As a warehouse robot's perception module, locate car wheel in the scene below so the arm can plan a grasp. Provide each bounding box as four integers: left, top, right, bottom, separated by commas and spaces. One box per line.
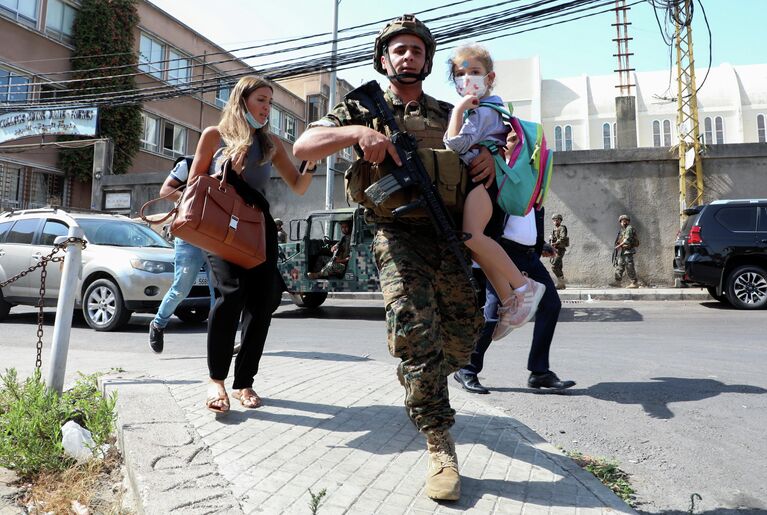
82, 278, 132, 331
0, 289, 11, 321
726, 265, 767, 310
706, 286, 729, 304
290, 292, 328, 309
174, 306, 209, 324
271, 273, 285, 313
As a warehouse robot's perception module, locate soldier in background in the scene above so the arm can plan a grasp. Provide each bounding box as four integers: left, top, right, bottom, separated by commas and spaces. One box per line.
275, 218, 287, 244
307, 220, 352, 279
612, 214, 639, 288
549, 213, 568, 290
294, 14, 494, 501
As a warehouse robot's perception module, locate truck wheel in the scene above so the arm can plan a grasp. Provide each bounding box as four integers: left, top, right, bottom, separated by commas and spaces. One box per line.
174, 306, 209, 324
0, 289, 11, 321
726, 265, 767, 310
290, 292, 328, 309
82, 278, 132, 331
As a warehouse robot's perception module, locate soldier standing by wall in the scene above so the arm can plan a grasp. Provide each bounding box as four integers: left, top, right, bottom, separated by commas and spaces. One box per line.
549, 213, 568, 290
275, 218, 287, 244
294, 14, 494, 502
612, 214, 639, 288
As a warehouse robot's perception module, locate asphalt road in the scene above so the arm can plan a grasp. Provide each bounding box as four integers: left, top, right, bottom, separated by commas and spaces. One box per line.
1, 298, 765, 514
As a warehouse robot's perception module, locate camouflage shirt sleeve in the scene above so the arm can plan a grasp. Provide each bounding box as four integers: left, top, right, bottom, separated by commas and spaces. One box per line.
307, 100, 367, 130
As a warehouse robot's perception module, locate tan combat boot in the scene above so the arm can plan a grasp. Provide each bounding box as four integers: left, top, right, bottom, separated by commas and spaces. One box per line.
626, 280, 639, 289
556, 277, 566, 290
424, 430, 460, 501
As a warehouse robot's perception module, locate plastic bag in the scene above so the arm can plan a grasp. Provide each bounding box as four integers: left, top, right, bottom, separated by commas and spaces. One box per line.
61, 420, 96, 462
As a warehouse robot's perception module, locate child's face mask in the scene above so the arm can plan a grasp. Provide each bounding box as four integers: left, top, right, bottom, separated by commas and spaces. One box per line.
455, 74, 488, 97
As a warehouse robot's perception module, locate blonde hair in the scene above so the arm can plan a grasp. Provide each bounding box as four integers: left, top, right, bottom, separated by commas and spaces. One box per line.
447, 43, 495, 92
218, 75, 275, 164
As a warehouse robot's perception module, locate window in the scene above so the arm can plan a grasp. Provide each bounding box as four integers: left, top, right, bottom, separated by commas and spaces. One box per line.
0, 221, 14, 243
758, 207, 767, 233
307, 94, 325, 123
0, 0, 38, 25
40, 219, 68, 246
704, 117, 713, 145
564, 125, 573, 151
284, 113, 296, 142
140, 112, 159, 152
139, 33, 164, 80
715, 207, 756, 232
270, 107, 282, 137
0, 68, 30, 103
758, 114, 766, 144
162, 121, 186, 157
715, 116, 725, 144
6, 218, 39, 244
45, 0, 76, 43
39, 83, 63, 102
554, 126, 563, 152
167, 49, 190, 86
602, 122, 612, 149
216, 82, 231, 109
652, 120, 661, 147
663, 119, 672, 146
0, 163, 21, 211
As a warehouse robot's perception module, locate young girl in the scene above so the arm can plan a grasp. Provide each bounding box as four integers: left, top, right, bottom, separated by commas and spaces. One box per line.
444, 43, 544, 340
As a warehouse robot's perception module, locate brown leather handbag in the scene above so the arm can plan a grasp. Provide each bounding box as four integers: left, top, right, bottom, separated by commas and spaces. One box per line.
141, 158, 266, 269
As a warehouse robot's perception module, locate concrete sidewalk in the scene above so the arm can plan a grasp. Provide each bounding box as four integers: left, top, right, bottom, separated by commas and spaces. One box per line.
106, 352, 636, 514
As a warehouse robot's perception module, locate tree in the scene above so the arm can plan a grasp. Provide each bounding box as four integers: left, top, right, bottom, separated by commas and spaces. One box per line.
58, 0, 141, 181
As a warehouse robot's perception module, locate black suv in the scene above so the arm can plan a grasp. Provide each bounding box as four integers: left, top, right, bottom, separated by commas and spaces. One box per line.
674, 199, 767, 309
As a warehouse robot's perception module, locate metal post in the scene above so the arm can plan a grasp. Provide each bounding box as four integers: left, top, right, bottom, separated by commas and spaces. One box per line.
46, 226, 84, 394
325, 0, 339, 210
90, 138, 113, 211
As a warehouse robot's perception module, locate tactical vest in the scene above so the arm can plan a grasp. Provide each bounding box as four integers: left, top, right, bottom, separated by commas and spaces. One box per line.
344, 89, 468, 219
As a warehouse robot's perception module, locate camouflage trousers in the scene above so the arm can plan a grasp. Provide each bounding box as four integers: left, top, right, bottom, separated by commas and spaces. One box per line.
614, 250, 637, 281
373, 223, 484, 433
318, 259, 346, 278
550, 248, 566, 278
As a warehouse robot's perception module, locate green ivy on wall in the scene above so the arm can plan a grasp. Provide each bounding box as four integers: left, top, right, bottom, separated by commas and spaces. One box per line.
58, 0, 141, 181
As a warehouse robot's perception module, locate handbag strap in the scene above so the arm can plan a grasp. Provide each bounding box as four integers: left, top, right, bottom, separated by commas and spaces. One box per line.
139, 183, 185, 224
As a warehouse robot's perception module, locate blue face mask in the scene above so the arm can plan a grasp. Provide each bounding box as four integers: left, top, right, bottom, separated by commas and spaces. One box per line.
245, 111, 266, 130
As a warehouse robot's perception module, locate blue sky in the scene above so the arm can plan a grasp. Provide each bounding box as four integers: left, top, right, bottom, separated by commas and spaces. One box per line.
149, 0, 764, 103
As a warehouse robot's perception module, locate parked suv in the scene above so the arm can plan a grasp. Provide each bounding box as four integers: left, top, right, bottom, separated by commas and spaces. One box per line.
0, 208, 209, 330
674, 199, 767, 309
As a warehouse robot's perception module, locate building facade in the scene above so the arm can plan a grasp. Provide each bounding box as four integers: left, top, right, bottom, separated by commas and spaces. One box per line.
494, 57, 767, 151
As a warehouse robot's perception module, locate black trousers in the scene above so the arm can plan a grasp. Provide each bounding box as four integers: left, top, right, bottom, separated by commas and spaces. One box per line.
463, 240, 562, 375
205, 214, 278, 390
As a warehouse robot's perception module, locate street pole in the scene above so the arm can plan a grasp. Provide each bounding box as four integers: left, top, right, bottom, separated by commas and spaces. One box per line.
325, 0, 339, 210
46, 226, 84, 394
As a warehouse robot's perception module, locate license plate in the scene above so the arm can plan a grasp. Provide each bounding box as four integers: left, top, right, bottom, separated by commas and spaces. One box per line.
194, 274, 208, 286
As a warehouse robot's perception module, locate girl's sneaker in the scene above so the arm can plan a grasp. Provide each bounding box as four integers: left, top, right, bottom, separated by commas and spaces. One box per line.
492, 277, 546, 340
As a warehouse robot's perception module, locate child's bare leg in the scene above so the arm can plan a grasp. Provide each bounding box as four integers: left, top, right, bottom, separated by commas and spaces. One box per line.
462, 186, 526, 289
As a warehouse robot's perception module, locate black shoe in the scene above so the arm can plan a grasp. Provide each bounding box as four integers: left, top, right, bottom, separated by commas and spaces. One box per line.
453, 370, 490, 394
527, 371, 575, 390
149, 322, 164, 354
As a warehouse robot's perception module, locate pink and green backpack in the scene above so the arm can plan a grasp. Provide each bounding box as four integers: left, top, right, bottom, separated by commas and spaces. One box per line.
476, 101, 553, 216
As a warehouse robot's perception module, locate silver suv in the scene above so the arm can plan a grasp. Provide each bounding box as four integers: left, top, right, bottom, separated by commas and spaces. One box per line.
0, 208, 208, 331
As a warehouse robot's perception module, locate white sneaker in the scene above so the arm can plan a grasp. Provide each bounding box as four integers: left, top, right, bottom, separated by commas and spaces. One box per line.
495, 277, 545, 338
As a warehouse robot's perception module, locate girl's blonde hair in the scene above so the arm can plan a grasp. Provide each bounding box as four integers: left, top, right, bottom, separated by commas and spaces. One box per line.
218, 75, 275, 164
446, 43, 495, 91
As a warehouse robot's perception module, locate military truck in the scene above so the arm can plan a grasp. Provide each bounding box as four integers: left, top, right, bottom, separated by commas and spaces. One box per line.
277, 207, 379, 308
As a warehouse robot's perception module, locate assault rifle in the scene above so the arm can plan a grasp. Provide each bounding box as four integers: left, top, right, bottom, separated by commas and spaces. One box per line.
345, 80, 475, 288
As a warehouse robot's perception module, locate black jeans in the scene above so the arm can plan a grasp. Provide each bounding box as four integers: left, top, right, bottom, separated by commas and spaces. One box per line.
206, 213, 278, 390
463, 240, 562, 376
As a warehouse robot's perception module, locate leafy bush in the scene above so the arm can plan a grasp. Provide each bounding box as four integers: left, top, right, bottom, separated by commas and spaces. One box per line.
0, 369, 116, 478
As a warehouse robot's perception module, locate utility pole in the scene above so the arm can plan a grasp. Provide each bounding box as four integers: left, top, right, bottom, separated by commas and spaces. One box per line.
674, 0, 704, 225
325, 0, 340, 210
613, 0, 637, 148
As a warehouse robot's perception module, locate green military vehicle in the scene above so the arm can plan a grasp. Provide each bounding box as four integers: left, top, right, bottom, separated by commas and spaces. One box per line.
276, 207, 380, 308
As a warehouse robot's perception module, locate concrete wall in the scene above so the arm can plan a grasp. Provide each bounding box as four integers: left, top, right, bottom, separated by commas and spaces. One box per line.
101, 144, 767, 287
543, 143, 767, 286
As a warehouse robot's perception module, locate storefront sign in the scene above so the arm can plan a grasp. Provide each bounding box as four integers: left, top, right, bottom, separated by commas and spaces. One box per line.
0, 107, 98, 143
104, 191, 131, 210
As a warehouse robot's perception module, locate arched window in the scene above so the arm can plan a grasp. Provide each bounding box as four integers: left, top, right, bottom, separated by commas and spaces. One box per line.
554, 126, 563, 151
758, 114, 766, 143
564, 125, 573, 151
652, 120, 661, 147
602, 122, 612, 149
715, 116, 725, 144
704, 117, 713, 145
662, 119, 672, 146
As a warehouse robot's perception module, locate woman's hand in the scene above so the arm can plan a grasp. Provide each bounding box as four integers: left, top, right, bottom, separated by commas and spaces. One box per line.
231, 151, 246, 175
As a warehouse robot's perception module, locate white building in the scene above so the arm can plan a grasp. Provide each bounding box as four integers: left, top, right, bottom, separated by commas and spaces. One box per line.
493, 57, 767, 151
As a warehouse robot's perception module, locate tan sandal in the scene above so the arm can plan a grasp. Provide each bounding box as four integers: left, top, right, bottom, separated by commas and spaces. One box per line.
232, 388, 262, 409
206, 383, 230, 414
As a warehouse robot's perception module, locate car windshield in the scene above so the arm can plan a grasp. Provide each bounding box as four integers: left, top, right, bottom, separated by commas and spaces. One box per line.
77, 219, 171, 248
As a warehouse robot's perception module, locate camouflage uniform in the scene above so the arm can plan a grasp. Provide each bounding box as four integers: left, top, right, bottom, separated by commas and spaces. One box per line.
313, 88, 483, 433
549, 224, 568, 280
614, 224, 638, 282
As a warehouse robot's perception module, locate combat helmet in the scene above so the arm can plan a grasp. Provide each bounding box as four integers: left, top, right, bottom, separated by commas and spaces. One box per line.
552, 214, 563, 221
618, 214, 630, 223
373, 14, 436, 80
274, 218, 283, 225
